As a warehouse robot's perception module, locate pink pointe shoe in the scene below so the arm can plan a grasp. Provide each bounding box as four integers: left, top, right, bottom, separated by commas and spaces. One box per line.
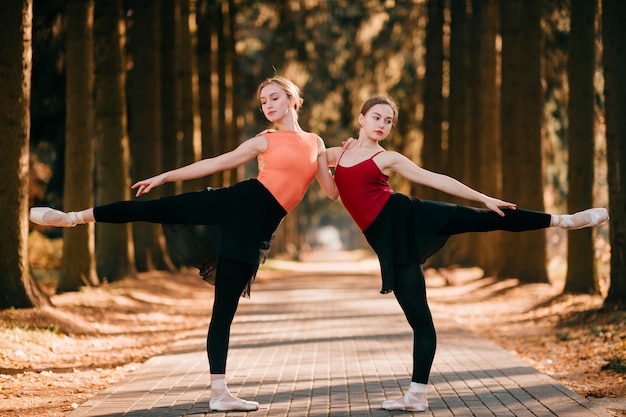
209, 390, 259, 411
562, 208, 609, 230
382, 391, 428, 412
29, 207, 78, 227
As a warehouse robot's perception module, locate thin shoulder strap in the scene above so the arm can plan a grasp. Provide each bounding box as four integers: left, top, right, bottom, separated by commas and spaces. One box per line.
371, 150, 385, 159
337, 150, 346, 164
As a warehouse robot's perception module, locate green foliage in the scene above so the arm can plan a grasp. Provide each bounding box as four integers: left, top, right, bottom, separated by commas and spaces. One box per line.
601, 358, 626, 374
588, 325, 607, 336
555, 331, 570, 341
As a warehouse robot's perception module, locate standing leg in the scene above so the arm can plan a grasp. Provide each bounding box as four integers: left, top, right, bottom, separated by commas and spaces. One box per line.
207, 257, 259, 411
382, 263, 432, 412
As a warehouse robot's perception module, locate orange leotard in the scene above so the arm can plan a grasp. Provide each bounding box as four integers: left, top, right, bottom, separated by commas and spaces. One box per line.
256, 131, 319, 212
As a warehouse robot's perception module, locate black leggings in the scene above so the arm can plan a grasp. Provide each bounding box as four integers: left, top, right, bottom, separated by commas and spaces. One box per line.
208, 257, 254, 374
393, 205, 551, 384
95, 200, 253, 375
93, 199, 181, 223
438, 206, 551, 235
393, 263, 435, 384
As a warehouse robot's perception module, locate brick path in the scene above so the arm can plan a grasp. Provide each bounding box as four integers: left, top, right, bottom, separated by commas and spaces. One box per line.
67, 261, 612, 417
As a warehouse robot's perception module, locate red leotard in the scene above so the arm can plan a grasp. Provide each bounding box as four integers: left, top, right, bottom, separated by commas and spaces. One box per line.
334, 151, 393, 231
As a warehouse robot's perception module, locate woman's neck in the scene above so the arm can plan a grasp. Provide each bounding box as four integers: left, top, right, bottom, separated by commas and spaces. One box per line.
356, 134, 381, 149
274, 110, 302, 132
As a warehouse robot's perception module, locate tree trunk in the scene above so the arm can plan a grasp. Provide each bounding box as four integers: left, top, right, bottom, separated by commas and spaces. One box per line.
226, 0, 240, 184
602, 0, 626, 305
94, 0, 136, 282
472, 0, 501, 275
447, 0, 473, 266
418, 0, 446, 268
564, 0, 598, 294
160, 0, 182, 197
60, 0, 99, 292
419, 0, 444, 202
196, 0, 215, 169
215, 0, 227, 186
128, 0, 176, 272
0, 0, 51, 308
497, 0, 548, 283
498, 0, 522, 277
515, 0, 548, 283
180, 0, 201, 193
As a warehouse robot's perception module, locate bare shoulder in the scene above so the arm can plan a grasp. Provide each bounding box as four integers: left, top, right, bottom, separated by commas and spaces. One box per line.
241, 134, 268, 153
380, 150, 411, 163
372, 149, 398, 162
373, 150, 416, 174
325, 146, 343, 164
316, 135, 327, 151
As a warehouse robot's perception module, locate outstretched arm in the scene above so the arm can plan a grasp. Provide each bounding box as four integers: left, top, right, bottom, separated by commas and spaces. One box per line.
382, 151, 516, 216
132, 136, 267, 197
316, 138, 339, 200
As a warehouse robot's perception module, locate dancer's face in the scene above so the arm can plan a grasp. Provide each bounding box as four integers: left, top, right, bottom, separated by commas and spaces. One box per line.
359, 104, 394, 141
259, 83, 294, 124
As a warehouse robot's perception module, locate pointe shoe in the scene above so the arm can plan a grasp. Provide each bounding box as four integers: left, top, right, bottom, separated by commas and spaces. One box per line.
563, 208, 609, 230
29, 207, 77, 227
382, 391, 428, 412
209, 390, 259, 411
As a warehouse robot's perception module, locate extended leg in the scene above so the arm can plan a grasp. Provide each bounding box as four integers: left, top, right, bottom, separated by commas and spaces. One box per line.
438, 206, 608, 236
30, 199, 181, 226
439, 206, 551, 235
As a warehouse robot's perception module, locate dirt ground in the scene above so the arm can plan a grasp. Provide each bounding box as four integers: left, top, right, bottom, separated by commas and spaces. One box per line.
1, 250, 624, 417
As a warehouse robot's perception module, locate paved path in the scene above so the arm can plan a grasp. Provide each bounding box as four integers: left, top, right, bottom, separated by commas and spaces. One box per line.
67, 262, 612, 417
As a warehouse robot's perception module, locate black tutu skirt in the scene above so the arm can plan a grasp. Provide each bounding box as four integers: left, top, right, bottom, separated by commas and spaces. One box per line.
160, 179, 287, 296
363, 193, 457, 294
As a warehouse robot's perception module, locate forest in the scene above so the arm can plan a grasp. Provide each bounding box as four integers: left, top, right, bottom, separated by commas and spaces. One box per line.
1, 0, 625, 309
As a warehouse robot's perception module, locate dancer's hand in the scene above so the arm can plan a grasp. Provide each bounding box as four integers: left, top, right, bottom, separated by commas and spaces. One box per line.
132, 174, 166, 197
342, 137, 357, 150
484, 197, 516, 217
255, 128, 276, 136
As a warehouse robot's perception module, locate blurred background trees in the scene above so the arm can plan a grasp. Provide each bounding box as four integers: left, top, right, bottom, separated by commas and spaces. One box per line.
2, 0, 623, 308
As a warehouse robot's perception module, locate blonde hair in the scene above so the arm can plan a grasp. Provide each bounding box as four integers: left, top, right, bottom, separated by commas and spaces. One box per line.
257, 76, 304, 112
359, 96, 399, 125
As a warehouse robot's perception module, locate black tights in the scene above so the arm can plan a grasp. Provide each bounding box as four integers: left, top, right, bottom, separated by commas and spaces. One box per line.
393, 205, 551, 384
439, 206, 551, 235
93, 199, 181, 223
393, 263, 435, 384
207, 257, 254, 374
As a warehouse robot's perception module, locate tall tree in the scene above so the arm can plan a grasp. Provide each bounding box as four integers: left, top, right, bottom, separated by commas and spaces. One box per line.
94, 0, 136, 282
602, 0, 626, 305
497, 0, 548, 283
419, 0, 444, 202
215, 0, 228, 186
180, 0, 201, 193
0, 0, 51, 308
226, 0, 240, 184
471, 0, 500, 275
128, 0, 175, 272
564, 0, 598, 294
160, 0, 182, 196
418, 0, 446, 268
60, 0, 99, 292
514, 0, 548, 284
447, 0, 474, 266
498, 0, 521, 277
196, 0, 215, 176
